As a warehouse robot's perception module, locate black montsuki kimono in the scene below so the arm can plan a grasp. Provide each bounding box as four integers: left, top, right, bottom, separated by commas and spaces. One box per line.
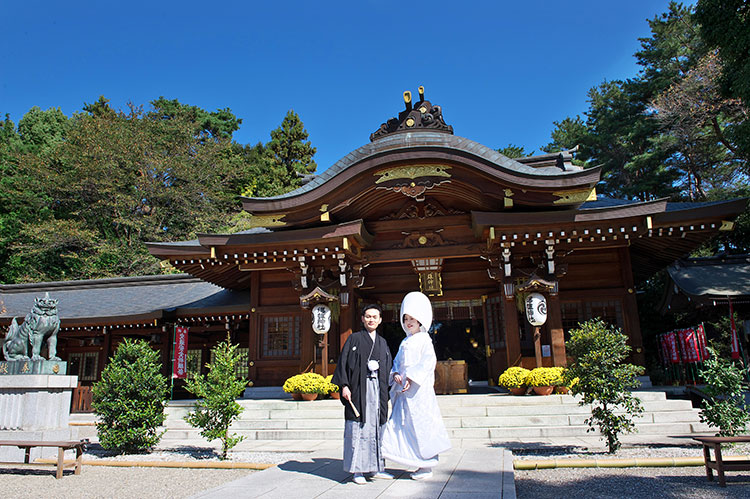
332, 329, 393, 424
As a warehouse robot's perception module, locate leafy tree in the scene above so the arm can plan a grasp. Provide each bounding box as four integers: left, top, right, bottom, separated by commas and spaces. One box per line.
184, 335, 247, 459
497, 144, 531, 158
92, 339, 168, 453
151, 96, 241, 141
566, 319, 645, 453
696, 0, 750, 163
83, 95, 116, 118
698, 347, 750, 436
264, 110, 317, 190
542, 116, 588, 161
17, 106, 69, 153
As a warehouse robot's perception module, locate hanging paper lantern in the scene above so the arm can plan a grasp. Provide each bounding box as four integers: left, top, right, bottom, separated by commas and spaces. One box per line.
525, 292, 547, 326
311, 304, 332, 335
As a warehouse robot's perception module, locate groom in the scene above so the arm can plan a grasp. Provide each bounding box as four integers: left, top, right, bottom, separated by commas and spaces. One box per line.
332, 303, 393, 484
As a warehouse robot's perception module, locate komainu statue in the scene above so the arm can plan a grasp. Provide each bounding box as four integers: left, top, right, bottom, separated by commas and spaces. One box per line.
2, 292, 61, 361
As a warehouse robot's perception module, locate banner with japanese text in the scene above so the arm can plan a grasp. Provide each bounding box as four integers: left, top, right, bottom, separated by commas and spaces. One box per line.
173, 326, 189, 379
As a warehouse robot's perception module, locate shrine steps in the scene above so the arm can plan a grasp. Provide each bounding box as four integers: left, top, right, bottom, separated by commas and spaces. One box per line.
153, 390, 709, 444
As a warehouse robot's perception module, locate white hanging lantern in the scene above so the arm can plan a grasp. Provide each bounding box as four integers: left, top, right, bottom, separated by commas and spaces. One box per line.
311, 304, 332, 335
525, 292, 548, 326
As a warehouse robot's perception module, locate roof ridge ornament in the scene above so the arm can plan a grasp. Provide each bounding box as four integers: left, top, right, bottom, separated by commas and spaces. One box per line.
370, 86, 453, 141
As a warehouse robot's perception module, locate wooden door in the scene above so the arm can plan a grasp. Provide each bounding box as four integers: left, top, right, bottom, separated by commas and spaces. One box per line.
482, 292, 506, 384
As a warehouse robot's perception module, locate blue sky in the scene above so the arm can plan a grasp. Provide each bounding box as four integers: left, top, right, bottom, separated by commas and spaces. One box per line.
1, 0, 692, 171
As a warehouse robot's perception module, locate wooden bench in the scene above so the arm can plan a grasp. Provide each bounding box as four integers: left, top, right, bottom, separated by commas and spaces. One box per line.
693, 435, 750, 487
0, 439, 88, 479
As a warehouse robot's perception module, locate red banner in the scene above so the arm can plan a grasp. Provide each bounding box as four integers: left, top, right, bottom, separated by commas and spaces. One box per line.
667, 331, 680, 363
683, 328, 700, 363
173, 326, 189, 379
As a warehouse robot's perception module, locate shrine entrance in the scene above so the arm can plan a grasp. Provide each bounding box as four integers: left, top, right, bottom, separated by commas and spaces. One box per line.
379, 299, 489, 383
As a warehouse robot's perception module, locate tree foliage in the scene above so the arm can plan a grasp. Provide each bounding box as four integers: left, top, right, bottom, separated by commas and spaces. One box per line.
0, 99, 315, 283
696, 0, 750, 161
184, 335, 247, 459
263, 110, 317, 192
497, 144, 531, 158
91, 339, 168, 453
566, 319, 645, 453
698, 347, 750, 436
544, 2, 749, 253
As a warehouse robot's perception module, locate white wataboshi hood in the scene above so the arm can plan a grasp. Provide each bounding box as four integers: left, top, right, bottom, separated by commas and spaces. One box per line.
399, 291, 433, 335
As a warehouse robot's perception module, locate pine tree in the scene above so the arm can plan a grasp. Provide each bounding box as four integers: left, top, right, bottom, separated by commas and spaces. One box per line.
265, 110, 317, 189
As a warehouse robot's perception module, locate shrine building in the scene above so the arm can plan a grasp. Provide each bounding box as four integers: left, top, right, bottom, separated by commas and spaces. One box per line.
1, 88, 746, 403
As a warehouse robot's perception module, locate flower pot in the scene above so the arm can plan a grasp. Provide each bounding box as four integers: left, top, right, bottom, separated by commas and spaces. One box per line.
329, 391, 340, 399
554, 386, 570, 394
509, 386, 527, 396
532, 385, 554, 396
291, 392, 303, 401
300, 393, 318, 401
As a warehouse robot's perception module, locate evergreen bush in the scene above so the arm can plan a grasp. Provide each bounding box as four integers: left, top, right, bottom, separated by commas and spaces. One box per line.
566, 318, 645, 453
184, 334, 248, 459
698, 347, 750, 436
91, 338, 168, 453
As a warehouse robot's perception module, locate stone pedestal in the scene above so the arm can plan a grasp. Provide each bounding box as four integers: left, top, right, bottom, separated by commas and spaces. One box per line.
0, 374, 79, 462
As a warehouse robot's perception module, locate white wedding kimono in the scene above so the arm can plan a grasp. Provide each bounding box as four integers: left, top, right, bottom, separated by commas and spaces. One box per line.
382, 292, 451, 467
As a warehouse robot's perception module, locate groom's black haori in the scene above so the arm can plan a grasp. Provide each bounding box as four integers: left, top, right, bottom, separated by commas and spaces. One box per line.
332, 305, 392, 424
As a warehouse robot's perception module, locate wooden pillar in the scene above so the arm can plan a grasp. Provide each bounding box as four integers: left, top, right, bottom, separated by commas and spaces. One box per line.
247, 271, 260, 384
339, 284, 354, 352
547, 293, 567, 366
160, 325, 171, 378
618, 247, 645, 366
98, 327, 112, 380
533, 326, 542, 367
503, 285, 522, 367
300, 307, 314, 372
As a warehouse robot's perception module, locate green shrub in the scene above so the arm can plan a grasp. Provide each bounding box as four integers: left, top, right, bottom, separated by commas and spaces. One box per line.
92, 339, 168, 453
184, 335, 248, 459
566, 318, 644, 453
282, 372, 328, 394
698, 347, 750, 436
498, 366, 530, 388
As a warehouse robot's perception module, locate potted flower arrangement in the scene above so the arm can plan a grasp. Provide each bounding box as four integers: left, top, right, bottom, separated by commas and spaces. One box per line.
525, 367, 558, 395
325, 375, 340, 399
282, 372, 328, 400
498, 366, 530, 395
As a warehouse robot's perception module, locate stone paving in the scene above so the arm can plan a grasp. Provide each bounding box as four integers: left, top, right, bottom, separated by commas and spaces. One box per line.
191, 447, 515, 499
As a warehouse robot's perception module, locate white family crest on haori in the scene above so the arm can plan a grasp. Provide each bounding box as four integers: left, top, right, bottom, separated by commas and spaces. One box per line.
381, 291, 451, 467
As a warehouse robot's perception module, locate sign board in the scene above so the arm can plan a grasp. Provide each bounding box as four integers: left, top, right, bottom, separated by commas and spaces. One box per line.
173, 326, 189, 379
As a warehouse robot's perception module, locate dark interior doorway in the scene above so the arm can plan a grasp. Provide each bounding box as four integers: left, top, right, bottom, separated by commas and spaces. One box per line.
380, 318, 488, 382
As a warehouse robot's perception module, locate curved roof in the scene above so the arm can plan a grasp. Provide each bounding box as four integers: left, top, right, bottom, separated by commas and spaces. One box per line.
241, 131, 601, 214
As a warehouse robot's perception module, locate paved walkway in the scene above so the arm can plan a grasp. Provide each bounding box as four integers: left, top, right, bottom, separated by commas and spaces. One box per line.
191, 447, 515, 499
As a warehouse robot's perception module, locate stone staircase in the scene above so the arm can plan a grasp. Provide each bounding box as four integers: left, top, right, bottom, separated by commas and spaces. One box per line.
151, 390, 709, 445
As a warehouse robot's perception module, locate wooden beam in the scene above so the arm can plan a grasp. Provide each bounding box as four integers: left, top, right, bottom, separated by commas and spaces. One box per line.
363, 244, 484, 264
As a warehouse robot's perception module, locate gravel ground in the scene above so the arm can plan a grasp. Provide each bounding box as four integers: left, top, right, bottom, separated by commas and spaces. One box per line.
514, 442, 750, 499
4, 442, 750, 498
0, 447, 309, 499
0, 466, 251, 499
516, 467, 750, 498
